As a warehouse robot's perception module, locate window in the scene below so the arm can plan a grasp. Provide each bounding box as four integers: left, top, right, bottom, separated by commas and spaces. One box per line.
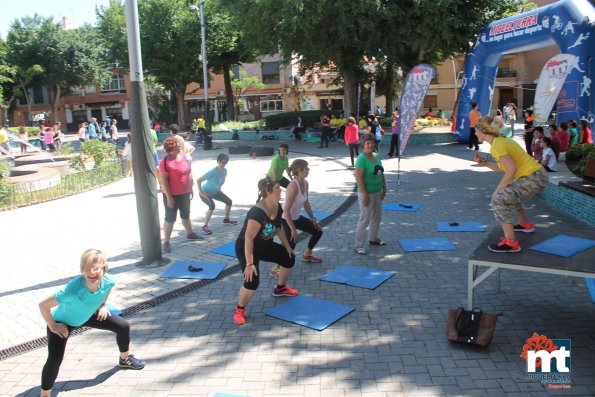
102, 75, 126, 93
33, 86, 44, 104
261, 62, 280, 84
320, 99, 343, 111
423, 95, 438, 109
231, 65, 240, 80
260, 99, 283, 112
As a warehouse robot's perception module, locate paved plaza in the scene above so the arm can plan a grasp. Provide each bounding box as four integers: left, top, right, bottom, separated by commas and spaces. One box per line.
0, 136, 594, 397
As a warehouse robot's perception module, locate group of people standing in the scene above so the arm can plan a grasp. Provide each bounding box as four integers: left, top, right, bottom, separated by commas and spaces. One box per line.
77, 117, 119, 144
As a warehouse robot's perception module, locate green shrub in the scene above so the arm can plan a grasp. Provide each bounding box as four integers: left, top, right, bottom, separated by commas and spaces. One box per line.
7, 127, 40, 138
213, 120, 265, 131
0, 162, 15, 204
566, 144, 595, 176
265, 110, 344, 129
69, 140, 118, 171
57, 143, 74, 155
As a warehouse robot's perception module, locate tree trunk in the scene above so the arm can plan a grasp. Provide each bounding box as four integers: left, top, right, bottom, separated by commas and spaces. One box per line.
50, 85, 61, 124
384, 63, 395, 114
223, 64, 235, 121
343, 72, 357, 118
175, 87, 186, 128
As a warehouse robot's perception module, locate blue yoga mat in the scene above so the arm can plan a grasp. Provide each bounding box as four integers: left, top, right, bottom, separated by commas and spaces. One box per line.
399, 238, 456, 252
436, 221, 485, 232
585, 278, 595, 303
209, 241, 237, 257
161, 261, 227, 279
106, 303, 122, 315
528, 234, 595, 258
265, 295, 354, 331
320, 264, 395, 289
300, 209, 334, 222
382, 203, 421, 212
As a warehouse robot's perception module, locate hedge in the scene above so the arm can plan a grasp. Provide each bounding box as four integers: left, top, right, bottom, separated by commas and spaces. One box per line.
265, 110, 344, 129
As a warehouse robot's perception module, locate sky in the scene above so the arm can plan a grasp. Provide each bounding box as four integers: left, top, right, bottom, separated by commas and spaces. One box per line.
0, 0, 113, 39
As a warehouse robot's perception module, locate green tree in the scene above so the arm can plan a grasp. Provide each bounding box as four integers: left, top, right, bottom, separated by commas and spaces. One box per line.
230, 70, 265, 118
6, 15, 111, 123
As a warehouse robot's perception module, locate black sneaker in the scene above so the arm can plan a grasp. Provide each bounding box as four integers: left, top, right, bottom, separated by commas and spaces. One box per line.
119, 354, 145, 370
488, 237, 521, 253
513, 222, 535, 233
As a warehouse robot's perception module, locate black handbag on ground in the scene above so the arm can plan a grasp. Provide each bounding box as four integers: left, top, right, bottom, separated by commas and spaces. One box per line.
446, 307, 498, 347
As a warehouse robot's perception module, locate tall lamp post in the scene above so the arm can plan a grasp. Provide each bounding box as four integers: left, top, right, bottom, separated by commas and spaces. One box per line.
189, 1, 210, 144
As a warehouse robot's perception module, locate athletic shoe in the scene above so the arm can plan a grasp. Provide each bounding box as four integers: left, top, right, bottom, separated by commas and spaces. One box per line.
272, 284, 300, 297
234, 305, 246, 325
488, 237, 521, 253
162, 241, 171, 253
347, 165, 355, 170
202, 226, 213, 235
513, 222, 535, 233
119, 354, 145, 370
223, 218, 238, 225
302, 254, 322, 263
355, 247, 367, 255
187, 232, 204, 240
269, 265, 280, 280
369, 239, 387, 246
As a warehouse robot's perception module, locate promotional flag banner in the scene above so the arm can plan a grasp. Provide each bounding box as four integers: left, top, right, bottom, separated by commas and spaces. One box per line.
534, 54, 576, 123
399, 64, 436, 157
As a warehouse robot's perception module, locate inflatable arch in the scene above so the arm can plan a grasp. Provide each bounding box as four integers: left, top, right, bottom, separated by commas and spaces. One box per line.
455, 0, 595, 143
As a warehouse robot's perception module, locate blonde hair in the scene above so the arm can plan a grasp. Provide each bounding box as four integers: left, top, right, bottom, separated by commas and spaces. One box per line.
476, 116, 501, 137
79, 249, 108, 273
289, 159, 308, 178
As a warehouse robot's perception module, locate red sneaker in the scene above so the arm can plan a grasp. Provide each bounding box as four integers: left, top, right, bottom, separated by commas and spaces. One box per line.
272, 284, 300, 297
489, 237, 521, 253
233, 305, 246, 325
513, 222, 534, 233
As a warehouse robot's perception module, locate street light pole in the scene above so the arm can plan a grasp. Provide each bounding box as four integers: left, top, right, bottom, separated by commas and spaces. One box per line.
189, 1, 210, 137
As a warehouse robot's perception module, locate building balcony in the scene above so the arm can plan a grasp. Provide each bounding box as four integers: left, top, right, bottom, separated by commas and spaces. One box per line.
496, 69, 517, 78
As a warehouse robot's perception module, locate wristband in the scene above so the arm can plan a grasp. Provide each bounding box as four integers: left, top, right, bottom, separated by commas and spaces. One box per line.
247, 263, 254, 267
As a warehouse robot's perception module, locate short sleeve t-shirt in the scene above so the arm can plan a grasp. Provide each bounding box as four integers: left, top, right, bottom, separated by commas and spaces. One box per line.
158, 155, 192, 195
469, 110, 481, 128
201, 167, 227, 195
52, 273, 115, 327
542, 147, 557, 171
490, 137, 541, 179
237, 204, 283, 242
267, 154, 289, 181
355, 152, 384, 194
150, 129, 158, 151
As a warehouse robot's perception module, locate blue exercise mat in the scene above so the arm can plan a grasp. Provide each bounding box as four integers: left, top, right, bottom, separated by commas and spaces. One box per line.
161, 261, 227, 279
265, 295, 354, 331
209, 241, 237, 257
399, 238, 456, 252
320, 264, 395, 289
528, 234, 595, 258
106, 303, 122, 315
436, 221, 485, 232
585, 278, 595, 303
382, 203, 421, 212
300, 209, 334, 222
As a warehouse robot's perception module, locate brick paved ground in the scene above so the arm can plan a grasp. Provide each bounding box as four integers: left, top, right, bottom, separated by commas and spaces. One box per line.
1, 135, 594, 397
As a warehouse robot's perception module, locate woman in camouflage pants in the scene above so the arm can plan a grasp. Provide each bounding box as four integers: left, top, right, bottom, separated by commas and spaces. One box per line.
474, 116, 549, 253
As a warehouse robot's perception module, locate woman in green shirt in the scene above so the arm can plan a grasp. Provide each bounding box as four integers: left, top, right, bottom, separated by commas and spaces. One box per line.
354, 134, 387, 255
267, 143, 291, 188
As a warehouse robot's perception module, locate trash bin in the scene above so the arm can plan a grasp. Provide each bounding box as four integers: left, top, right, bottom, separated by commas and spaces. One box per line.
203, 134, 213, 150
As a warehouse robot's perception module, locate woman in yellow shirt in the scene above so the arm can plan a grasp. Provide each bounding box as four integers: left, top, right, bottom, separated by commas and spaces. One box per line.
474, 116, 549, 253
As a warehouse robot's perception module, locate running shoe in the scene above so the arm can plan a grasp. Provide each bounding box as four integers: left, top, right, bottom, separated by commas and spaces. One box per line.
162, 241, 171, 253
369, 239, 387, 246
272, 284, 300, 297
488, 237, 521, 253
187, 232, 204, 240
355, 247, 367, 255
269, 265, 280, 280
223, 218, 238, 225
234, 305, 246, 325
513, 222, 535, 233
119, 354, 145, 370
302, 254, 322, 263
202, 226, 213, 235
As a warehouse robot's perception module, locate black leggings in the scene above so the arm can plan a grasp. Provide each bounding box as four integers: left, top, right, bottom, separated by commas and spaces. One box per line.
41, 314, 130, 390
200, 190, 232, 211
348, 144, 359, 166
469, 127, 479, 150
281, 217, 323, 250
235, 238, 295, 290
